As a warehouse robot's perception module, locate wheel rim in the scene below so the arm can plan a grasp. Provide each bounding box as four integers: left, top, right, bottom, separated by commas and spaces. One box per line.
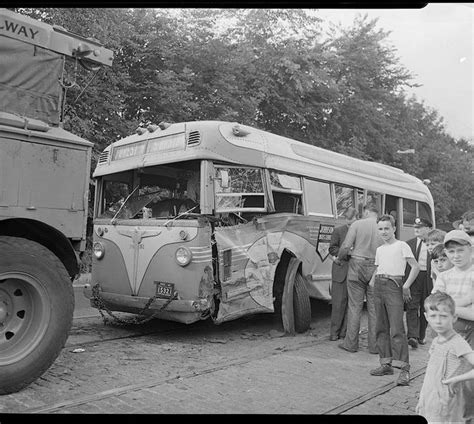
0, 272, 51, 365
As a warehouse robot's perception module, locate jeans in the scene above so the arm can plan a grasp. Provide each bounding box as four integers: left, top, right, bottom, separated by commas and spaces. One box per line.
342, 258, 377, 352
374, 275, 409, 368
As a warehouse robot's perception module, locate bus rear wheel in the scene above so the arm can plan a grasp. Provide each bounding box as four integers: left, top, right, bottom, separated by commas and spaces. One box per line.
0, 236, 74, 395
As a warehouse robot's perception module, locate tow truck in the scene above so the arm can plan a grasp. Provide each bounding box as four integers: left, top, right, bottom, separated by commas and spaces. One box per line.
0, 8, 113, 394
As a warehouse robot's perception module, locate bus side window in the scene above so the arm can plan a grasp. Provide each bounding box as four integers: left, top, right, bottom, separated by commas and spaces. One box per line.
273, 191, 300, 213
334, 184, 355, 217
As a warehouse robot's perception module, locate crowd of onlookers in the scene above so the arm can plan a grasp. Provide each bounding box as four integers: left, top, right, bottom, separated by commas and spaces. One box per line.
328, 207, 474, 423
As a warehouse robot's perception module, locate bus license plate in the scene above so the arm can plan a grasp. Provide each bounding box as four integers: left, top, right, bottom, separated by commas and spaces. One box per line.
154, 282, 174, 299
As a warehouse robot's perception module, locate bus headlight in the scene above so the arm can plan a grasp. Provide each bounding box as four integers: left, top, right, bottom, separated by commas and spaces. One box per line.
93, 242, 105, 259
175, 247, 192, 266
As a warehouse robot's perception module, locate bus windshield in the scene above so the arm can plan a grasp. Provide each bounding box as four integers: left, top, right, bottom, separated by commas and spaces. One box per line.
97, 161, 200, 220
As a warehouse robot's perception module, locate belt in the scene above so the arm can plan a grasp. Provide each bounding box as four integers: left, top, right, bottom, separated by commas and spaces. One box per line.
377, 274, 404, 279
351, 256, 375, 261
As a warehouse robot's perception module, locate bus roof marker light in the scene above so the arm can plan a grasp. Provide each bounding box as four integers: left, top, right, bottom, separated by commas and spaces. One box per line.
147, 124, 159, 132
158, 122, 171, 130
135, 127, 146, 135
232, 124, 250, 137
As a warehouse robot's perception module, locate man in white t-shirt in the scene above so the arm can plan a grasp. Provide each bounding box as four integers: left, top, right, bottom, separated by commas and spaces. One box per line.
368, 214, 420, 386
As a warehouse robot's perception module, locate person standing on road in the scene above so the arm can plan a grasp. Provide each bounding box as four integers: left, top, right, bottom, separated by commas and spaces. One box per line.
328, 207, 358, 341
416, 291, 474, 424
336, 203, 383, 354
404, 217, 433, 349
432, 229, 474, 423
368, 214, 420, 386
432, 230, 474, 346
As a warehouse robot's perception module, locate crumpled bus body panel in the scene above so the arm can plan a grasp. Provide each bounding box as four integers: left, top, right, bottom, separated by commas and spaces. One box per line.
214, 213, 334, 324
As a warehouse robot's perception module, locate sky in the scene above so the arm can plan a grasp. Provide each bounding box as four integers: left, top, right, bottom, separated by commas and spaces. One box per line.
316, 3, 473, 142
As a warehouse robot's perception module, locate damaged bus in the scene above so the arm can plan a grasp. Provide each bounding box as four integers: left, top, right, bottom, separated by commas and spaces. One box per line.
84, 121, 435, 332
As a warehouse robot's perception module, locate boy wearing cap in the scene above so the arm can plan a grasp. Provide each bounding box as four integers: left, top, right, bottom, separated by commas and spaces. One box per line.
454, 211, 474, 261
432, 229, 474, 422
405, 217, 432, 348
432, 229, 474, 346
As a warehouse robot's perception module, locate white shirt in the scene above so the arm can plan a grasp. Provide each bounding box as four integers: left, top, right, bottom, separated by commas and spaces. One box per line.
375, 240, 414, 276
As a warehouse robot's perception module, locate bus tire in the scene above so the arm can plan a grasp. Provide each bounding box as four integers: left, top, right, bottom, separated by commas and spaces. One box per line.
0, 236, 74, 395
293, 272, 311, 333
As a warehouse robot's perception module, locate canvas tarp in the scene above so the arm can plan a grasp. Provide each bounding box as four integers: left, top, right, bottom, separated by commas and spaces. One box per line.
0, 35, 63, 126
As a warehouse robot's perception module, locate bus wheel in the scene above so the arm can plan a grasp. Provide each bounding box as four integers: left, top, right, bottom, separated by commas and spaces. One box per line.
293, 272, 311, 333
282, 258, 311, 334
0, 236, 74, 395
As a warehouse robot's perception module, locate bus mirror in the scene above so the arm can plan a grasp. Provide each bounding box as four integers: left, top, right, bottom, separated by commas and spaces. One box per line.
219, 170, 229, 188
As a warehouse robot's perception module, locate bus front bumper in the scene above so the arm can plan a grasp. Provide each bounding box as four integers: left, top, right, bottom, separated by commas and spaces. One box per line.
83, 283, 210, 315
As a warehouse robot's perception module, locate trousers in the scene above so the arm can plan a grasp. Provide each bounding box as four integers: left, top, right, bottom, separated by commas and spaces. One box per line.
330, 278, 348, 339
405, 270, 427, 340
374, 275, 409, 368
341, 258, 377, 352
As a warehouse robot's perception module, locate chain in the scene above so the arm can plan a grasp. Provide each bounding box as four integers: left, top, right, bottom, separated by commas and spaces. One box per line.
91, 283, 178, 326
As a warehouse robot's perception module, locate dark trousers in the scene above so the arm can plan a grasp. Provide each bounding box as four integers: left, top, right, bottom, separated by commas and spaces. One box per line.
405, 270, 427, 340
374, 275, 409, 369
330, 279, 348, 339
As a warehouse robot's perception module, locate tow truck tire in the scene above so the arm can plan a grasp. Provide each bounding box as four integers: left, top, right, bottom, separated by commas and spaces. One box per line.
293, 272, 311, 333
0, 236, 74, 395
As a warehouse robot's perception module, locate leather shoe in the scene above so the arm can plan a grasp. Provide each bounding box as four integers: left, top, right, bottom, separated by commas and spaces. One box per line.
329, 335, 338, 341
408, 338, 418, 348
418, 339, 426, 345
338, 343, 357, 353
370, 364, 394, 376
396, 369, 410, 386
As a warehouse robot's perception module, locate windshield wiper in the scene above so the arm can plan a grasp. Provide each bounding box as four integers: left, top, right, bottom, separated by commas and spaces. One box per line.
111, 185, 139, 225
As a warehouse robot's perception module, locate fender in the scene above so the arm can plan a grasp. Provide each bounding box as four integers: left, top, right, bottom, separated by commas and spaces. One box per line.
0, 218, 79, 279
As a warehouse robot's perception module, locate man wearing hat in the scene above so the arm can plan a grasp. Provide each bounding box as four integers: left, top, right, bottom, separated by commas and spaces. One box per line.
404, 217, 433, 348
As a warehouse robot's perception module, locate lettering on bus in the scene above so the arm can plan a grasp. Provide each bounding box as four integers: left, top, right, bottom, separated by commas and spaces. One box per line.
316, 224, 334, 261
307, 225, 320, 242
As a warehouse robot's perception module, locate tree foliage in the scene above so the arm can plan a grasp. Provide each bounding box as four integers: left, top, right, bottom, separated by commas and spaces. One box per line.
12, 8, 474, 224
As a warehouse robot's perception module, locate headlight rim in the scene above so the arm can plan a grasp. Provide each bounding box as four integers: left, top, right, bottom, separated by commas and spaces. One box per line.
93, 241, 105, 260
175, 246, 192, 266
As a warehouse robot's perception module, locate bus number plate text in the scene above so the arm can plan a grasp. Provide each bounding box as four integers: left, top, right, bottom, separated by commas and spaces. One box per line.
154, 281, 175, 299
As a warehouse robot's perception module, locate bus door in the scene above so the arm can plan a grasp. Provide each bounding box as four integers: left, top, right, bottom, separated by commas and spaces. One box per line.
212, 165, 275, 323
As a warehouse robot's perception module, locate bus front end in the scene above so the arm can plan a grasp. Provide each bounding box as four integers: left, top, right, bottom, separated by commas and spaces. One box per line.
84, 159, 215, 324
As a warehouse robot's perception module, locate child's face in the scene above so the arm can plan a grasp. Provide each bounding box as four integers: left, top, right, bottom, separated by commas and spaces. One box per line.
426, 240, 440, 253
445, 243, 472, 269
432, 256, 453, 272
425, 304, 456, 334
377, 220, 395, 242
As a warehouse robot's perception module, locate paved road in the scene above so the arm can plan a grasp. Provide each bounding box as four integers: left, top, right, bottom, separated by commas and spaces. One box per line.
0, 280, 430, 417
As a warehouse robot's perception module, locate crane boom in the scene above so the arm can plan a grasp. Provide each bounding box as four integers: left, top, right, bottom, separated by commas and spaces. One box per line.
0, 8, 113, 66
